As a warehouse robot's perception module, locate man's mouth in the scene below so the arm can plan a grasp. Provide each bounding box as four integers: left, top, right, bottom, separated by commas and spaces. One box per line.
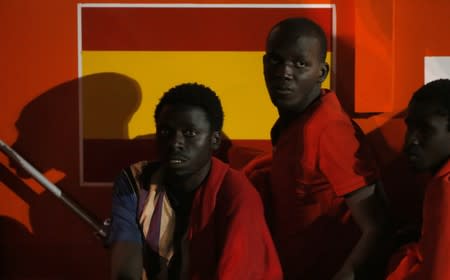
406, 151, 421, 163
166, 156, 188, 167
408, 154, 418, 161
169, 159, 185, 165
275, 88, 292, 94
271, 83, 294, 95
270, 86, 293, 96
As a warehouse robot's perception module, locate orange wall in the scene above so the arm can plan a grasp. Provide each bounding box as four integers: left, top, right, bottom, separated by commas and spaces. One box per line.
1, 0, 450, 278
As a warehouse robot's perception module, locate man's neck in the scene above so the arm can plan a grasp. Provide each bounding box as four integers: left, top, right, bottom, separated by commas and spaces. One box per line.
165, 161, 211, 193
279, 87, 322, 123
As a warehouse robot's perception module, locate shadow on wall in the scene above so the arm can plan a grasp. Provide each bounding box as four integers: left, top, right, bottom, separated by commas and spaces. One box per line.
82, 78, 238, 183
82, 72, 152, 183
0, 72, 146, 279
0, 73, 241, 279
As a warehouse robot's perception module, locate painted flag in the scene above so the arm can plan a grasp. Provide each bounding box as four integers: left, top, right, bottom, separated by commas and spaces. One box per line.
79, 4, 334, 183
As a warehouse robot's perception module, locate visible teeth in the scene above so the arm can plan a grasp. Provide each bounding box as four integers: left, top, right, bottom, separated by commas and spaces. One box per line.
170, 159, 182, 164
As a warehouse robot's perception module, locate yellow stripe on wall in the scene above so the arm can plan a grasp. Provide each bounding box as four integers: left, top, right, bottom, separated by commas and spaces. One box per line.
82, 51, 331, 139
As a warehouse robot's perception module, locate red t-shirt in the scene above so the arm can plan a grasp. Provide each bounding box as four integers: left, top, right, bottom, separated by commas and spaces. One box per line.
387, 159, 450, 280
270, 89, 379, 279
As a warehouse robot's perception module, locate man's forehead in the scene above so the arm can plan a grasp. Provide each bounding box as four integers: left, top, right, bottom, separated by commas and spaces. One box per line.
407, 103, 448, 125
160, 103, 203, 113
409, 100, 444, 115
267, 28, 319, 48
269, 23, 319, 38
158, 104, 210, 125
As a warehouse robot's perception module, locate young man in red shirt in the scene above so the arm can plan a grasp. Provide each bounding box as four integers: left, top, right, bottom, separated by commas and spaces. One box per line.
253, 17, 390, 279
387, 79, 450, 280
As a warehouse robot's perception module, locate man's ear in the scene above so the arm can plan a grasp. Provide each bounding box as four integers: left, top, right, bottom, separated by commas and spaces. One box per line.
211, 131, 222, 150
318, 62, 330, 83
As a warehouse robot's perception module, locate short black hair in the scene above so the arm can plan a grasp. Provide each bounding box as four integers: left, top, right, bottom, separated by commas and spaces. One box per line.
268, 17, 328, 62
411, 79, 450, 130
154, 83, 224, 131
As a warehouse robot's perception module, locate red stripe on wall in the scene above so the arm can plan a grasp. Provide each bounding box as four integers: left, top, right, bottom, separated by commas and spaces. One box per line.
82, 7, 332, 51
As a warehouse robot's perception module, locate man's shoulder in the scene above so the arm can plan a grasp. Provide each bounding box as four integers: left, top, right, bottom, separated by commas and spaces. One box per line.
115, 161, 159, 192
314, 90, 350, 120
126, 160, 156, 174
223, 166, 250, 184
431, 160, 450, 194
219, 166, 259, 200
209, 158, 246, 187
301, 90, 354, 135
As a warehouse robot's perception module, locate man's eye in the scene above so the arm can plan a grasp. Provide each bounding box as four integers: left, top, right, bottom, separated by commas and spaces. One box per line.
158, 128, 170, 136
269, 57, 281, 64
294, 60, 307, 68
265, 54, 281, 65
419, 125, 433, 136
183, 129, 198, 137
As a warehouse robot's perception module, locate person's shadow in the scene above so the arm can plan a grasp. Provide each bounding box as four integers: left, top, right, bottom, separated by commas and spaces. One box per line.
0, 72, 150, 279
0, 73, 242, 279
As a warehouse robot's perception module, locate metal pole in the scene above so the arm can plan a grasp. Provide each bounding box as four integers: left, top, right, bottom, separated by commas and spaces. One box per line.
0, 139, 108, 239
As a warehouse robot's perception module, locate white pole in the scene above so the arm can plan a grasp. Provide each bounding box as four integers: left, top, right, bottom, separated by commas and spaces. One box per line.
0, 140, 62, 196
0, 139, 107, 239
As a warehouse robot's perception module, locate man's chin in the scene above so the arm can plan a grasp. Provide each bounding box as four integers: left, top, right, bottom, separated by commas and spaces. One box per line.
408, 161, 427, 173
164, 165, 189, 177
272, 99, 295, 111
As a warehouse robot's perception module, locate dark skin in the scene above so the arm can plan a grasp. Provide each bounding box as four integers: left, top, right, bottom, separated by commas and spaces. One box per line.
156, 104, 221, 191
404, 100, 450, 174
110, 104, 220, 280
396, 99, 450, 278
263, 26, 329, 123
263, 26, 389, 280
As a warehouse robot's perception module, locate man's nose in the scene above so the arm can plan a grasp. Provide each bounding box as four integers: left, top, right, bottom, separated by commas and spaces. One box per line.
274, 62, 294, 79
404, 130, 420, 148
169, 131, 185, 149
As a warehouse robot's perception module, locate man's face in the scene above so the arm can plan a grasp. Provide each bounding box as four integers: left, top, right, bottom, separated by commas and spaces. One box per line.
263, 29, 327, 114
156, 104, 218, 177
404, 101, 450, 173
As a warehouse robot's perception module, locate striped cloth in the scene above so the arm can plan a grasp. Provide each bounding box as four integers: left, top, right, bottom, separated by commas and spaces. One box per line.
136, 167, 189, 280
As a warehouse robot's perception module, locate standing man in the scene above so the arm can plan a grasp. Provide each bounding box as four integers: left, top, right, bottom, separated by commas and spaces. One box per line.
387, 79, 450, 280
258, 17, 389, 279
109, 83, 282, 279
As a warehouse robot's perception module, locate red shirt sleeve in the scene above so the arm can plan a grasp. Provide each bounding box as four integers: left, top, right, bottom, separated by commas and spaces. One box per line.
318, 120, 378, 196
410, 177, 450, 280
215, 171, 283, 280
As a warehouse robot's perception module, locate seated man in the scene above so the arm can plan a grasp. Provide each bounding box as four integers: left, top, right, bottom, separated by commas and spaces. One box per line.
248, 17, 391, 279
387, 79, 450, 280
109, 83, 282, 280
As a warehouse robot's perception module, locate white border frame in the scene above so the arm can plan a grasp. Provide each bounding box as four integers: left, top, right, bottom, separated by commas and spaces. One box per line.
77, 3, 336, 186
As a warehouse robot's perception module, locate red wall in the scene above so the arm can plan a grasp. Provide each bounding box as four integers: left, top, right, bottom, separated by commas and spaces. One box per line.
1, 0, 450, 278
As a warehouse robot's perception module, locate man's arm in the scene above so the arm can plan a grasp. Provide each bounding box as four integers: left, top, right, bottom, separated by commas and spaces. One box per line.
318, 121, 392, 279
109, 172, 144, 280
215, 173, 282, 280
242, 153, 273, 221
409, 177, 450, 280
110, 242, 142, 280
333, 182, 391, 280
